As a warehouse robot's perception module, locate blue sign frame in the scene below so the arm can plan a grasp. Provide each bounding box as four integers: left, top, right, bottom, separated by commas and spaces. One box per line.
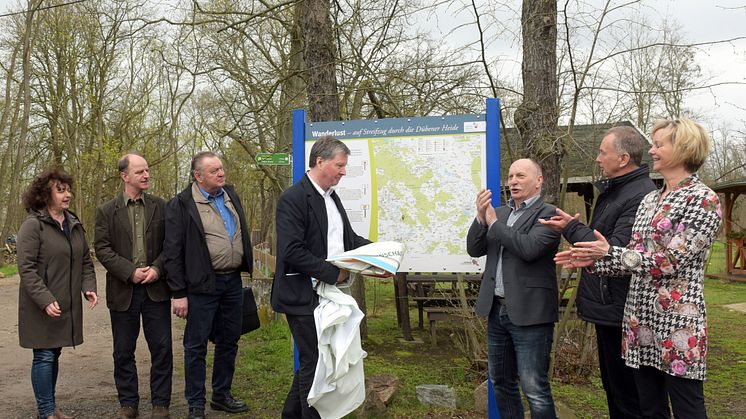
290, 98, 502, 418
293, 97, 502, 204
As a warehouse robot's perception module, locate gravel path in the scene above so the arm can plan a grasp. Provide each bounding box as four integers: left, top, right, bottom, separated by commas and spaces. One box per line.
0, 264, 240, 419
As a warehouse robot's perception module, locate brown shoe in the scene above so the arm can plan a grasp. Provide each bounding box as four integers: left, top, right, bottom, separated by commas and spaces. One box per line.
55, 408, 74, 419
150, 406, 169, 418
116, 406, 138, 419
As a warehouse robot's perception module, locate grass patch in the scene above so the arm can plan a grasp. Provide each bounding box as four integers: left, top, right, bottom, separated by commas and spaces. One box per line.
706, 240, 726, 275
0, 264, 18, 277
553, 374, 607, 419
703, 279, 746, 419
235, 258, 746, 418
233, 320, 295, 417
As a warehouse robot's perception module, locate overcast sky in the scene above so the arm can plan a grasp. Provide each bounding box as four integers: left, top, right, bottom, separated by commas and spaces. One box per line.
0, 0, 744, 130
660, 0, 746, 127
431, 0, 746, 129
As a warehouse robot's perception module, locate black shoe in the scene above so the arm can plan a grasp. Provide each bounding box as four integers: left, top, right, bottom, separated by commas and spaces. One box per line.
187, 407, 205, 419
209, 396, 248, 413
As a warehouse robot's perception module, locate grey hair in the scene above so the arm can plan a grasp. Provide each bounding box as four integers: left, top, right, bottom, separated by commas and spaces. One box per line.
117, 152, 143, 173
523, 158, 543, 177
308, 136, 350, 168
191, 151, 219, 179
605, 126, 647, 167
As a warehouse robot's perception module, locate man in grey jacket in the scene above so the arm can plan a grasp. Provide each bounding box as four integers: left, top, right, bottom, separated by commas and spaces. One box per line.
467, 158, 561, 419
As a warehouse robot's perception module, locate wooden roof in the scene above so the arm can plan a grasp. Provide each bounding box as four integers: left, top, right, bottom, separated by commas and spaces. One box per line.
711, 178, 746, 195
499, 121, 653, 181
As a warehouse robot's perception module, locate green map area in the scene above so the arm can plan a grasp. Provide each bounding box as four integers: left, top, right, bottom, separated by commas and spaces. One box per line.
371, 134, 483, 258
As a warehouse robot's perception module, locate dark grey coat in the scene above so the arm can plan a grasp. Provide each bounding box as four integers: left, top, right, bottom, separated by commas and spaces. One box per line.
164, 183, 253, 298
564, 165, 656, 326
17, 210, 97, 348
271, 174, 370, 315
466, 197, 561, 326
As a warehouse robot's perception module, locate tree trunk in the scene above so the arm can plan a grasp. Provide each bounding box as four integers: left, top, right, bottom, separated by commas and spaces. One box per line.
514, 0, 560, 204
0, 44, 22, 241
1, 0, 40, 239
299, 0, 340, 122
299, 0, 367, 335
269, 1, 308, 253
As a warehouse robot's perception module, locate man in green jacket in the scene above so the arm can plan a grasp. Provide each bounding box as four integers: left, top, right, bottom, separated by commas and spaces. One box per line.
95, 153, 172, 419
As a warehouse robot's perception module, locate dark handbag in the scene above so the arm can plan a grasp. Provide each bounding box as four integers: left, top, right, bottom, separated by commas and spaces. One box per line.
241, 286, 261, 334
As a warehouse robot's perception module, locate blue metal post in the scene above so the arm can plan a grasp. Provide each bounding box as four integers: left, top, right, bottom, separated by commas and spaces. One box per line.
292, 109, 307, 184
290, 109, 307, 372
485, 97, 502, 419
486, 97, 501, 208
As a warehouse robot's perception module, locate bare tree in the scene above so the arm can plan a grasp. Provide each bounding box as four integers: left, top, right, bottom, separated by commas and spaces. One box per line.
515, 0, 559, 203
0, 0, 41, 240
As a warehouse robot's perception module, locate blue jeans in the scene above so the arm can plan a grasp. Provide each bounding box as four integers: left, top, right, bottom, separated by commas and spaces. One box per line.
32, 348, 62, 418
487, 299, 556, 419
183, 272, 243, 408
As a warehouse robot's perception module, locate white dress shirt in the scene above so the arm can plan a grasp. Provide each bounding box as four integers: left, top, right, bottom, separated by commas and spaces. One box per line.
307, 173, 345, 259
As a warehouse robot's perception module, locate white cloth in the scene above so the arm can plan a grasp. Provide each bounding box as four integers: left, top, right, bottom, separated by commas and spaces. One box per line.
308, 282, 367, 419
326, 241, 404, 277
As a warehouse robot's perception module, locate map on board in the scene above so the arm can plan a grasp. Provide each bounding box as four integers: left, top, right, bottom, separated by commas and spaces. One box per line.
305, 115, 487, 272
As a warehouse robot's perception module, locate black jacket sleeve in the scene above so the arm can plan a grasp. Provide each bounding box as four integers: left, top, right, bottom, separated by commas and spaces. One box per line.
276, 192, 341, 285
164, 197, 188, 298
564, 196, 640, 248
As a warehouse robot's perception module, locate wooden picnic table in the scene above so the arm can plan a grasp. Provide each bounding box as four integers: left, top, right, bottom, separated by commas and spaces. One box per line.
394, 272, 482, 341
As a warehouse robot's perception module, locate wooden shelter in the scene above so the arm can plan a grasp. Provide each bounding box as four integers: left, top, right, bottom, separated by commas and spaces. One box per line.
499, 121, 662, 217
710, 178, 746, 282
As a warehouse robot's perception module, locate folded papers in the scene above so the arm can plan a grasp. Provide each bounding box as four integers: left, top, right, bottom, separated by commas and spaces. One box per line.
326, 241, 404, 277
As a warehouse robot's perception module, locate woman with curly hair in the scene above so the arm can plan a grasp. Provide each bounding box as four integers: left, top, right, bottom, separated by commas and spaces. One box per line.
555, 118, 721, 418
16, 168, 98, 419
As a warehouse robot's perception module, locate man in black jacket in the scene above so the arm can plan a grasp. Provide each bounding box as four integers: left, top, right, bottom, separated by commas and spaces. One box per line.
271, 136, 370, 418
164, 152, 253, 419
541, 126, 655, 418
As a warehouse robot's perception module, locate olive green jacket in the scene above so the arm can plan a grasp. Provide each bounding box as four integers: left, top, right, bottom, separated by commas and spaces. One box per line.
94, 193, 169, 311
17, 209, 97, 348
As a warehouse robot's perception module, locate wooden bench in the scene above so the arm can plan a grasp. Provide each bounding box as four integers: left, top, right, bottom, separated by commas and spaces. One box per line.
407, 276, 479, 330
411, 295, 478, 330
394, 273, 481, 341
422, 306, 473, 345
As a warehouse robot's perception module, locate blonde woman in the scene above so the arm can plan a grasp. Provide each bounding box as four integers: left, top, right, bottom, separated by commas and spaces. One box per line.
556, 118, 721, 418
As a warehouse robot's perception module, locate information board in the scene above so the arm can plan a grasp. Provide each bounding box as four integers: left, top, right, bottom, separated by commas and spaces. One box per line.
298, 114, 492, 272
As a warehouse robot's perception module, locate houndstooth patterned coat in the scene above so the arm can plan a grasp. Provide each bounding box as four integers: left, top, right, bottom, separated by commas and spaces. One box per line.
593, 174, 721, 380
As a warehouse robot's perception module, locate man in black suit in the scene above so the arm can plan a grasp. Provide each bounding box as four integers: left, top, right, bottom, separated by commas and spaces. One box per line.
466, 158, 561, 419
271, 136, 370, 419
94, 153, 172, 419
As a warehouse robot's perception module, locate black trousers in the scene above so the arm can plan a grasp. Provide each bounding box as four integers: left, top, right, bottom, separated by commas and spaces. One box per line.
282, 314, 321, 419
633, 365, 707, 419
595, 324, 642, 418
110, 285, 173, 407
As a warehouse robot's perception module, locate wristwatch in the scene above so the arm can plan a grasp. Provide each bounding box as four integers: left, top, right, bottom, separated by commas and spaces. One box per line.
620, 249, 642, 270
